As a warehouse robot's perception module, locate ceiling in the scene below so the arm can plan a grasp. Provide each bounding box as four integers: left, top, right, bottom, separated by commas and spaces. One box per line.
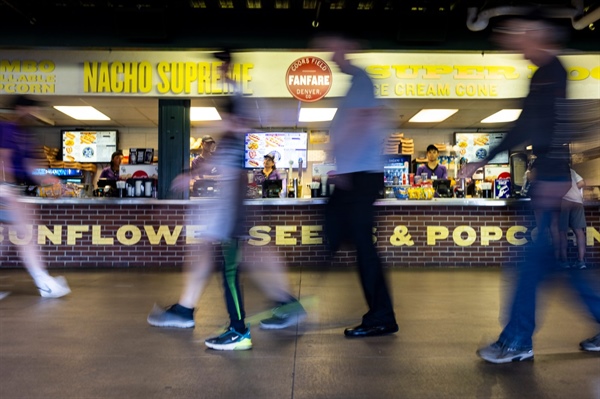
0, 1, 598, 50
0, 1, 597, 131
0, 95, 524, 131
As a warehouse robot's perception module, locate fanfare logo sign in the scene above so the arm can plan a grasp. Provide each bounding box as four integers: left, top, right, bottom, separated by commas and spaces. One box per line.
285, 57, 332, 102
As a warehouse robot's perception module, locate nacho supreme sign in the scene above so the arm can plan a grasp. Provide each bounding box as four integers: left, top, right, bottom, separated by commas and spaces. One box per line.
286, 57, 332, 102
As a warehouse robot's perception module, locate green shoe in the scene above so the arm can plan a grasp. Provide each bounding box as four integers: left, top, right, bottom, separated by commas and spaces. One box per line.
205, 327, 252, 351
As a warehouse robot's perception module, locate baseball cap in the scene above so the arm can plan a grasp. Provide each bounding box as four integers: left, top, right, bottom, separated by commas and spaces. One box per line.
426, 144, 439, 152
264, 154, 275, 162
202, 135, 215, 144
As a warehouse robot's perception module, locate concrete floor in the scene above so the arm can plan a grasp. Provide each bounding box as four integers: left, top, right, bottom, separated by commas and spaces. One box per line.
0, 267, 599, 399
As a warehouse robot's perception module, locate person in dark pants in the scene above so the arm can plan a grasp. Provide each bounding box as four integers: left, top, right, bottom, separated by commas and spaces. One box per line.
318, 34, 398, 338
461, 13, 600, 363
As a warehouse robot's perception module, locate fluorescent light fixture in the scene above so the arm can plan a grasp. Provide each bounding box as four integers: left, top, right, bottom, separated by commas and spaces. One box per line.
54, 106, 110, 120
409, 109, 458, 123
299, 108, 337, 122
481, 109, 522, 123
190, 107, 221, 121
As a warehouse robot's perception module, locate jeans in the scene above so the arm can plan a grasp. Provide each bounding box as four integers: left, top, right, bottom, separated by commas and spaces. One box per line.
498, 209, 600, 350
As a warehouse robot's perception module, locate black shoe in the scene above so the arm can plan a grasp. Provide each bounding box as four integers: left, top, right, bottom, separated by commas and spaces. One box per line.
344, 323, 399, 337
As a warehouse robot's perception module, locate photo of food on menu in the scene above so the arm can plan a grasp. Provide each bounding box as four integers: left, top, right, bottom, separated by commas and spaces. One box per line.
244, 132, 308, 169
454, 132, 508, 164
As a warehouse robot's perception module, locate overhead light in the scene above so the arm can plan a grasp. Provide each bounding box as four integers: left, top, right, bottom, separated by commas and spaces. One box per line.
299, 108, 337, 122
190, 107, 221, 121
481, 109, 522, 123
54, 106, 110, 120
409, 109, 458, 123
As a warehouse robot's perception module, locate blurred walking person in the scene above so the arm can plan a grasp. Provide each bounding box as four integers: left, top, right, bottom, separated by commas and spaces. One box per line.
0, 95, 71, 299
147, 51, 305, 350
461, 13, 600, 362
316, 35, 398, 337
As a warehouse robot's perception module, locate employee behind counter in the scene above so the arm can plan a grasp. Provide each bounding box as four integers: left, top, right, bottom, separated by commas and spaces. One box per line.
416, 144, 448, 180
96, 151, 123, 195
253, 154, 282, 198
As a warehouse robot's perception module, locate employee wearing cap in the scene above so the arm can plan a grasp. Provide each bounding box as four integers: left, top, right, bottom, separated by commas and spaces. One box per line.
254, 154, 281, 184
416, 144, 448, 180
191, 135, 216, 177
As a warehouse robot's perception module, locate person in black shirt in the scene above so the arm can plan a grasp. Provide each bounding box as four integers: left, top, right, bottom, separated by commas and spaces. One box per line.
461, 13, 600, 363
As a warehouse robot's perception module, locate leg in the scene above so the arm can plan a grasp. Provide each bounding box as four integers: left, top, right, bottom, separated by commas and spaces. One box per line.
204, 239, 253, 351
178, 242, 214, 308
349, 173, 396, 327
573, 228, 586, 263
498, 210, 554, 350
8, 193, 70, 298
148, 242, 213, 328
221, 239, 246, 332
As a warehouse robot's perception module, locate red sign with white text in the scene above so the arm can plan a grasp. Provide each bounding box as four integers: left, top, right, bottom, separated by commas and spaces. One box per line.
285, 57, 332, 102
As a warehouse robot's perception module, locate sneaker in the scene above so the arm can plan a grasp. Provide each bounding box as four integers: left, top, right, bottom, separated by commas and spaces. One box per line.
477, 341, 534, 364
0, 291, 10, 301
37, 276, 71, 298
573, 260, 587, 269
205, 327, 252, 351
260, 301, 307, 330
147, 304, 195, 328
558, 260, 571, 269
579, 333, 600, 352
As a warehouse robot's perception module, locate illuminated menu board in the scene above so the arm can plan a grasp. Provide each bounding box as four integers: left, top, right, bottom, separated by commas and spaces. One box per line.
62, 131, 118, 163
244, 132, 308, 169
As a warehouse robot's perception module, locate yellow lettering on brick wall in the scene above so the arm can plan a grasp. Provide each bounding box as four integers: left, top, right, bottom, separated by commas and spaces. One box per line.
507, 226, 528, 246
588, 226, 600, 246
390, 226, 414, 246
302, 225, 323, 245
38, 225, 62, 245
144, 225, 182, 245
481, 226, 503, 246
276, 226, 297, 245
9, 226, 33, 245
67, 225, 89, 245
116, 225, 142, 246
248, 226, 271, 246
427, 226, 449, 245
92, 225, 114, 245
186, 225, 205, 244
453, 226, 476, 246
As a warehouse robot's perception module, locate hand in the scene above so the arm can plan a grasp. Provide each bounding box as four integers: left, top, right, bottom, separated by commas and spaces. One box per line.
458, 161, 486, 179
170, 174, 191, 192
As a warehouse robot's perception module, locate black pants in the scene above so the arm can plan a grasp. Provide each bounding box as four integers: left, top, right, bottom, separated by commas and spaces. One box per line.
325, 172, 396, 326
221, 239, 246, 332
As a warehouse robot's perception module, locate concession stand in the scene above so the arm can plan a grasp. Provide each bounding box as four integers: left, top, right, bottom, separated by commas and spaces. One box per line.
0, 49, 599, 269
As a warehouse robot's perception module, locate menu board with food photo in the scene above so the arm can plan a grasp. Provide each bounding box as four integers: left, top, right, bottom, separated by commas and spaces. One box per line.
244, 132, 308, 169
454, 132, 508, 164
62, 130, 118, 163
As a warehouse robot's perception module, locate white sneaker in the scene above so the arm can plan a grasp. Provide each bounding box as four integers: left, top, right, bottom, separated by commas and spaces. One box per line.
0, 291, 10, 301
37, 276, 71, 298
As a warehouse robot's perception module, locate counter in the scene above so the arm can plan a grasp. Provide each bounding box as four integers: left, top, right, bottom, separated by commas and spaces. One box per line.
2, 197, 598, 269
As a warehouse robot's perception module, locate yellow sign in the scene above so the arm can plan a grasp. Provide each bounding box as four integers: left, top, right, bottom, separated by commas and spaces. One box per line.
0, 224, 598, 248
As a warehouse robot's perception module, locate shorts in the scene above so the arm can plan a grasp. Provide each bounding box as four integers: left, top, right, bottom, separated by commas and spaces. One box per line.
559, 199, 586, 231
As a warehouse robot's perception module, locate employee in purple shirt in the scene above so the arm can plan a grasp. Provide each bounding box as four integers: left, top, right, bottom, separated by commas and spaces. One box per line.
99, 151, 123, 180
416, 144, 447, 180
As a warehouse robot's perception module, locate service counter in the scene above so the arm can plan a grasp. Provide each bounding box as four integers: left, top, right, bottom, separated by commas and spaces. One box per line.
1, 197, 598, 269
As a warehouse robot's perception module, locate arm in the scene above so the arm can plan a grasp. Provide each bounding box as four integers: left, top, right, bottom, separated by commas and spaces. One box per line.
440, 165, 448, 179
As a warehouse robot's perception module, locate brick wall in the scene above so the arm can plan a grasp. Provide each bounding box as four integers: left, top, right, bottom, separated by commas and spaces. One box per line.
0, 201, 598, 269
